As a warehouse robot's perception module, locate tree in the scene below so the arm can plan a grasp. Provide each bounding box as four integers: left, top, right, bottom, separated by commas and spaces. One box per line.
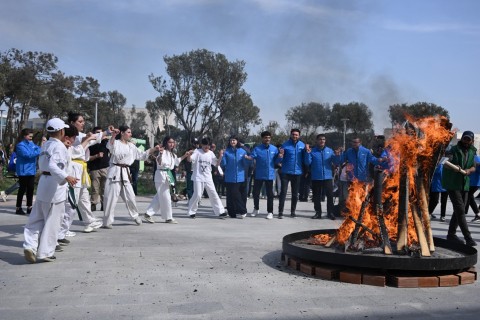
285, 102, 330, 141
148, 49, 251, 144
128, 106, 148, 140
106, 90, 127, 127
0, 49, 59, 144
328, 102, 374, 135
388, 102, 449, 127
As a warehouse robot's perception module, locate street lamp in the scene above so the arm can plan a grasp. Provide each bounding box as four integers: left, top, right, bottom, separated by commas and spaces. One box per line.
341, 118, 349, 150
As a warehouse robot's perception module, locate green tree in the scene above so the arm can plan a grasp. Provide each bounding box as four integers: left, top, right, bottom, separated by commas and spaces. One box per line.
128, 106, 148, 140
328, 102, 374, 134
285, 102, 330, 141
148, 49, 251, 144
388, 102, 449, 126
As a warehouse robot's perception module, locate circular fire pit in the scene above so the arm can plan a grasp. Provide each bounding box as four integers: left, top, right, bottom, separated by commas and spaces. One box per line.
282, 229, 478, 287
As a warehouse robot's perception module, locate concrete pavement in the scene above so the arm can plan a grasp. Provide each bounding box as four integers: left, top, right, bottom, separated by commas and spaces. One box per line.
0, 194, 479, 320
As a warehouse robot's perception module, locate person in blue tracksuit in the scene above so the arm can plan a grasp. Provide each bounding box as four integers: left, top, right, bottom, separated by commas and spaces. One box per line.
15, 128, 42, 215
466, 154, 480, 222
429, 159, 448, 221
247, 131, 279, 220
277, 128, 305, 219
304, 133, 336, 220
220, 136, 249, 218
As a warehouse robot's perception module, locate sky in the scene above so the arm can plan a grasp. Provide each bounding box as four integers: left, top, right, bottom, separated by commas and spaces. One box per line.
1, 0, 479, 134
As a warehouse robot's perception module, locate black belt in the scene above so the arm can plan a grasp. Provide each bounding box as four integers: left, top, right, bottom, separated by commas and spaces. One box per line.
42, 171, 51, 175
113, 163, 132, 183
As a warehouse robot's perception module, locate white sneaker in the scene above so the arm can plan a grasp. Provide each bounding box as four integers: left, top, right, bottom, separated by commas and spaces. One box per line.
239, 214, 246, 219
165, 219, 178, 224
83, 220, 102, 233
266, 213, 273, 220
1, 191, 6, 202
65, 231, 76, 237
144, 214, 155, 224
251, 209, 259, 217
134, 217, 142, 225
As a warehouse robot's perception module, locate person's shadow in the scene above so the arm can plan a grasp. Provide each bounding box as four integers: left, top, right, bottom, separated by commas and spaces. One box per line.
0, 223, 29, 265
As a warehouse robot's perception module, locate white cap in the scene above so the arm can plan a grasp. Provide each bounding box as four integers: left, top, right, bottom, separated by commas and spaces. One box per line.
46, 118, 69, 132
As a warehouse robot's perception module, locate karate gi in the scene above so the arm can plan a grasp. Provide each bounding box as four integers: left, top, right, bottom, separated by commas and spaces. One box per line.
145, 151, 180, 221
103, 140, 150, 226
23, 138, 70, 260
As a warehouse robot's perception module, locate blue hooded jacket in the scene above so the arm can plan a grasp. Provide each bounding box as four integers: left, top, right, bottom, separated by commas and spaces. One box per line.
15, 139, 41, 176
250, 143, 279, 180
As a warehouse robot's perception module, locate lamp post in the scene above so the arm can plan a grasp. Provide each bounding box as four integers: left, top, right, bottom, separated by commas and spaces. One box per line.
95, 100, 98, 126
341, 118, 349, 150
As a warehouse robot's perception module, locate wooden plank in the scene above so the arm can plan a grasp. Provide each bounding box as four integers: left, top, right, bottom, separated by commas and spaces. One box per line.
457, 272, 475, 285
438, 275, 459, 287
362, 274, 385, 287
339, 271, 362, 284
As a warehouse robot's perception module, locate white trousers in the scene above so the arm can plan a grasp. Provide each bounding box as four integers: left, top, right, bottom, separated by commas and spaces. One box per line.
146, 171, 173, 220
103, 180, 139, 226
77, 187, 99, 225
58, 188, 79, 240
24, 199, 65, 259
188, 180, 225, 216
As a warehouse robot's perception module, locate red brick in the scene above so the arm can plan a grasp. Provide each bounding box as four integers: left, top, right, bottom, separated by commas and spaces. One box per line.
314, 266, 339, 280
362, 274, 385, 287
388, 276, 418, 288
418, 277, 439, 287
339, 271, 362, 284
438, 275, 459, 287
299, 263, 315, 276
288, 257, 300, 270
457, 272, 475, 285
466, 267, 477, 280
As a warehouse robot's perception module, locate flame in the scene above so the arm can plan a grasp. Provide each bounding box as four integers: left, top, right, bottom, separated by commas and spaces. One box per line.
317, 116, 453, 251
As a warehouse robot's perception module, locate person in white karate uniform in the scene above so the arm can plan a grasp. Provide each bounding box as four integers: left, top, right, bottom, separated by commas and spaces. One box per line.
23, 118, 78, 263
102, 125, 159, 228
144, 136, 192, 224
67, 112, 110, 233
58, 126, 98, 245
187, 137, 226, 218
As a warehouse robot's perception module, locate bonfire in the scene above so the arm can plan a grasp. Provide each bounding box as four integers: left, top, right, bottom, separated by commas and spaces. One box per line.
310, 116, 453, 257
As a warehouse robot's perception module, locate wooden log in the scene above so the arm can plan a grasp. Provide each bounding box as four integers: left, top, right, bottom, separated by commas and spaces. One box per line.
410, 202, 431, 257
397, 161, 409, 251
416, 171, 435, 252
351, 184, 371, 244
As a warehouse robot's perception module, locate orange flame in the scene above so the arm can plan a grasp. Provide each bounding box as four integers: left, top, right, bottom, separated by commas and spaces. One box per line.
317, 116, 453, 249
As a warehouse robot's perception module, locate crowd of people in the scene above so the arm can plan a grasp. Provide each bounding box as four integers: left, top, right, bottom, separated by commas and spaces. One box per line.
1, 114, 479, 263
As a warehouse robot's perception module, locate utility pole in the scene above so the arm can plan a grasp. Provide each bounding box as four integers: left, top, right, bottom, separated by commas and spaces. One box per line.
0, 109, 4, 143
341, 118, 349, 150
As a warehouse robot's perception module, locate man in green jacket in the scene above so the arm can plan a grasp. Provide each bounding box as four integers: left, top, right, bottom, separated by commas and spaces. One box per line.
442, 130, 477, 246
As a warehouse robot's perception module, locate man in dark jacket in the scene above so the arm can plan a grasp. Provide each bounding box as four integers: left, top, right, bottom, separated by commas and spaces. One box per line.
442, 131, 477, 246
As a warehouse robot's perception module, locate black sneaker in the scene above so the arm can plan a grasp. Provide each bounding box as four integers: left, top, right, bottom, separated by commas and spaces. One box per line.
15, 208, 26, 215
327, 213, 336, 220
26, 207, 32, 214
311, 213, 322, 219
189, 214, 196, 219
278, 213, 283, 219
466, 238, 477, 247
219, 212, 227, 219
430, 214, 436, 219
58, 238, 70, 246
55, 245, 64, 252
447, 234, 465, 244
290, 212, 297, 218
440, 216, 446, 222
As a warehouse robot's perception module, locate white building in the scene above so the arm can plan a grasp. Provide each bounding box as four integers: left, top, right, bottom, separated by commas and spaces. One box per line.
124, 107, 177, 147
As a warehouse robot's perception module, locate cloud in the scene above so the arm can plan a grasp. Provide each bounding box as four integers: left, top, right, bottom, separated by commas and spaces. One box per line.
382, 20, 480, 35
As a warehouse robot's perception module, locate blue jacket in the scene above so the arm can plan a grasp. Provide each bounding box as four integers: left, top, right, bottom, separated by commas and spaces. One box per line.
431, 162, 446, 192
251, 144, 279, 180
335, 145, 381, 182
280, 139, 305, 175
469, 155, 480, 187
221, 146, 247, 183
15, 140, 41, 176
304, 146, 335, 180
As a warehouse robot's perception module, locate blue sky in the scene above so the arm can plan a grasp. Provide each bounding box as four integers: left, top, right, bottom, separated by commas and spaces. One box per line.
1, 0, 479, 134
